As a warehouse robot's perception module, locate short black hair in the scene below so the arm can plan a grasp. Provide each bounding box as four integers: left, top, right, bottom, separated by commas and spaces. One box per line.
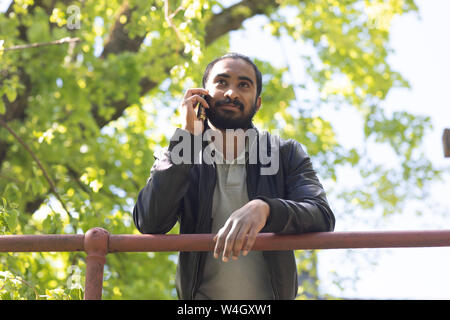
202, 53, 262, 98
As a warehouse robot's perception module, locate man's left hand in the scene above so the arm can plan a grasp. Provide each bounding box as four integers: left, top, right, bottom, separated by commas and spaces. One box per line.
213, 199, 270, 262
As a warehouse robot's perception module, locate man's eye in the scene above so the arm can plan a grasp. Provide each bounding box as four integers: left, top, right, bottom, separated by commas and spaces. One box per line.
239, 82, 249, 88
217, 79, 227, 85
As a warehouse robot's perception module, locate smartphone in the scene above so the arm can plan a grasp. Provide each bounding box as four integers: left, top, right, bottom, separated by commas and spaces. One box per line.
197, 94, 212, 121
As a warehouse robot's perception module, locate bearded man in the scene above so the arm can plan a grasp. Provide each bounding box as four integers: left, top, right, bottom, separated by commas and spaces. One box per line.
133, 53, 335, 300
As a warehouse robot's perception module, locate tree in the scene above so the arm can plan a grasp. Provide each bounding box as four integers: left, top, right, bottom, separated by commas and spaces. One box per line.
0, 0, 440, 299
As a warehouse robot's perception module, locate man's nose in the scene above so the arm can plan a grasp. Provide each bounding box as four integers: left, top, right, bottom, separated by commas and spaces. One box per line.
224, 87, 239, 101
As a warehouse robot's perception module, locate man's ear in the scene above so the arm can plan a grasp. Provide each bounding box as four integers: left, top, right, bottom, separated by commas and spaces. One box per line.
255, 96, 262, 112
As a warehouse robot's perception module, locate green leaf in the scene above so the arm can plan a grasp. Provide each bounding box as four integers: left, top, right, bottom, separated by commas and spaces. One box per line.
5, 209, 18, 232
0, 98, 5, 114
1, 197, 6, 209
4, 86, 17, 102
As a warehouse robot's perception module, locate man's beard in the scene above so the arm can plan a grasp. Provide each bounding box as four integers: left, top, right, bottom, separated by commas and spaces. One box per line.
205, 97, 258, 130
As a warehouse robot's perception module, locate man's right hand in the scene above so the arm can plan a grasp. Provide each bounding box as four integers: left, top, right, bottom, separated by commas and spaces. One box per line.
180, 88, 210, 135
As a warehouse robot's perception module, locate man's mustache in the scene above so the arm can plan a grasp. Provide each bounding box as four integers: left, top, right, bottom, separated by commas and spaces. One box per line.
214, 98, 244, 110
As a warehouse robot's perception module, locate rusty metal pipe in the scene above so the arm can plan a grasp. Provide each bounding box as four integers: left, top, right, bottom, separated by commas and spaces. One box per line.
251, 230, 450, 250
109, 233, 215, 253
83, 228, 109, 300
108, 230, 450, 253
2, 230, 449, 254
0, 234, 84, 252
2, 228, 450, 301
444, 128, 450, 157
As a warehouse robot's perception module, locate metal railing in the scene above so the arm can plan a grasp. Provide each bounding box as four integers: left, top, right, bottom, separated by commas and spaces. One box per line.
1, 227, 450, 299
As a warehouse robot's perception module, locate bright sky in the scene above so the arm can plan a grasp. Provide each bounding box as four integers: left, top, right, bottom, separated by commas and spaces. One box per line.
229, 0, 450, 299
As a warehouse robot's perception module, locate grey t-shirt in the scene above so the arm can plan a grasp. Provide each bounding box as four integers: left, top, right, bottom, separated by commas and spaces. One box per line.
195, 147, 274, 300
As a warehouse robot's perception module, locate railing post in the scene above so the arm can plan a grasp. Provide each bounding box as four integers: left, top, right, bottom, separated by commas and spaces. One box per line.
444, 128, 450, 158
83, 227, 109, 300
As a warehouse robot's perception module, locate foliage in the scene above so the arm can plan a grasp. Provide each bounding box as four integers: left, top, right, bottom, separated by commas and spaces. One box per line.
0, 0, 440, 299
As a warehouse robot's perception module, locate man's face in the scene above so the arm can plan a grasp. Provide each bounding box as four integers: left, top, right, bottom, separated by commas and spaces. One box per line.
204, 58, 261, 130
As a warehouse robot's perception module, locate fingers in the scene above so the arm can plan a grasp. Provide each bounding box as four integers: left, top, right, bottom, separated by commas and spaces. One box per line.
222, 223, 245, 262
183, 88, 210, 109
180, 88, 209, 134
214, 222, 232, 261
242, 228, 258, 256
230, 223, 251, 260
214, 220, 252, 262
213, 201, 270, 262
186, 94, 210, 110
184, 88, 209, 98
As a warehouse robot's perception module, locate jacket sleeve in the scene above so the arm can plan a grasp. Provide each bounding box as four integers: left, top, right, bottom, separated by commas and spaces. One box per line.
258, 139, 335, 234
132, 128, 198, 234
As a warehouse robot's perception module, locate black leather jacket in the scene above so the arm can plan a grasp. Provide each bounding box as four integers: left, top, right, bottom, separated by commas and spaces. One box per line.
133, 125, 335, 299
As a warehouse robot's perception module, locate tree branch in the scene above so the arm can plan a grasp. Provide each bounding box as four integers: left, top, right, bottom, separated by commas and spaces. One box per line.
0, 37, 80, 52
0, 118, 71, 218
164, 0, 184, 48
100, 1, 146, 59
204, 0, 281, 46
